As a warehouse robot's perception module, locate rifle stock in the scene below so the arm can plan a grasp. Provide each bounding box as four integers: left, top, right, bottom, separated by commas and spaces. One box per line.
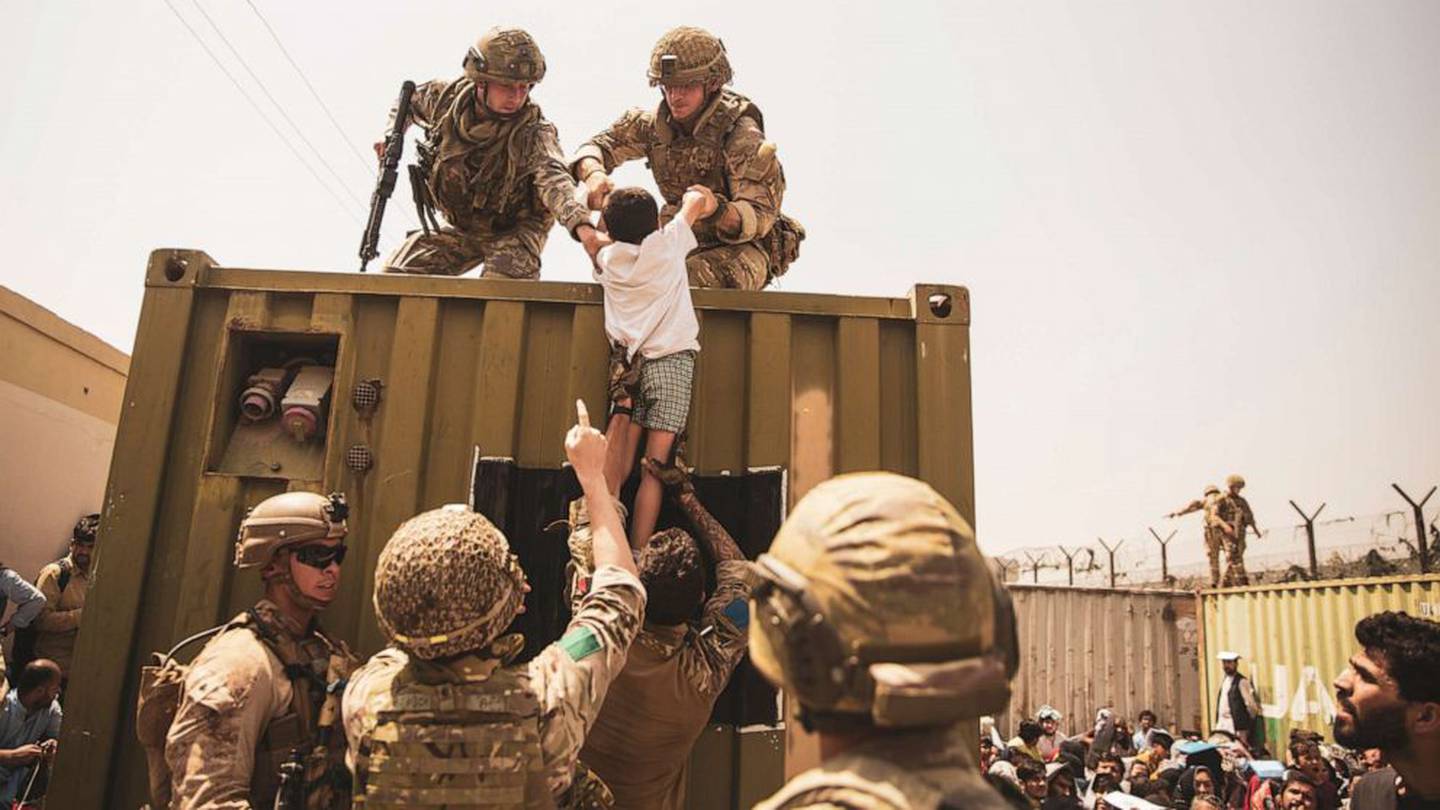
358, 80, 416, 272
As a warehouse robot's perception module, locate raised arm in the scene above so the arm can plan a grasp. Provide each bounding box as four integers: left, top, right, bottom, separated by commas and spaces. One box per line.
571, 108, 654, 210
640, 456, 743, 562
566, 400, 638, 577
1167, 499, 1204, 519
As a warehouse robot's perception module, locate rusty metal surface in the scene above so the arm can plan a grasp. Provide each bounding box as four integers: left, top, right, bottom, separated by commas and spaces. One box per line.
1198, 574, 1440, 746
52, 248, 974, 810
999, 584, 1203, 737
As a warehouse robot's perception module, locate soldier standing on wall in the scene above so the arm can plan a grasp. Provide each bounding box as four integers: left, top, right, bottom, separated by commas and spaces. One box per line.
342, 402, 646, 809
1168, 484, 1226, 588
748, 472, 1020, 810
1216, 474, 1261, 586
163, 492, 357, 810
377, 28, 606, 278
571, 26, 804, 290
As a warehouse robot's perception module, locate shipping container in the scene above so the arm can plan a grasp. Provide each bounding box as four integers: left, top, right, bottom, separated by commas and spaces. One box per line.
998, 584, 1203, 738
1198, 574, 1440, 748
51, 248, 974, 810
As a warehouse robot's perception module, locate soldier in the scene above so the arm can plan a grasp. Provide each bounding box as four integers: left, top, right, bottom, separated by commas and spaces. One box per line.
164, 492, 356, 810
574, 456, 753, 809
1216, 474, 1261, 586
749, 472, 1020, 810
342, 401, 645, 808
1168, 484, 1226, 587
378, 28, 605, 278
571, 26, 804, 289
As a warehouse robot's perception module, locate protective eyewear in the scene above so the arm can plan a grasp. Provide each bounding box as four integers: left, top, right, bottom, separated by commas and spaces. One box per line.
293, 544, 347, 569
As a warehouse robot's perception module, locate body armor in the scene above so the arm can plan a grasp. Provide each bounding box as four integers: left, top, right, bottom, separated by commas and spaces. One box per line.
354, 657, 552, 808
650, 89, 762, 208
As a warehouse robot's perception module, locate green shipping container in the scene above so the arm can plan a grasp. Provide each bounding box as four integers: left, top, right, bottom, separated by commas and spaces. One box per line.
1198, 574, 1440, 747
50, 249, 975, 810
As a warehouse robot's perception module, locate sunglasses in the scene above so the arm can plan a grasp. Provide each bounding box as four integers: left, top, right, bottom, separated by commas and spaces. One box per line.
292, 544, 347, 569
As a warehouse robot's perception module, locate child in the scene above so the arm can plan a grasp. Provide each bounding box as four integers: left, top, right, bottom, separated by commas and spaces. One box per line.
592, 183, 717, 549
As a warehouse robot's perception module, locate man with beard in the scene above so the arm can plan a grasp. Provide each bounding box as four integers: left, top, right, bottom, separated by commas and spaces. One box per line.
1333, 611, 1440, 810
1215, 651, 1262, 745
379, 28, 604, 278
31, 514, 99, 689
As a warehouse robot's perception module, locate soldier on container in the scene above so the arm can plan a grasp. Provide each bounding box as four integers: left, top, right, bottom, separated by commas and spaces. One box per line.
1168, 485, 1226, 588
1216, 475, 1261, 586
571, 456, 753, 810
571, 26, 804, 289
165, 492, 356, 810
1334, 611, 1440, 810
378, 28, 606, 278
1213, 651, 1260, 747
342, 401, 646, 808
749, 472, 1020, 810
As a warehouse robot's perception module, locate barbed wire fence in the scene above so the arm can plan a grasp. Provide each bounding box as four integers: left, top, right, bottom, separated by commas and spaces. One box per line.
992, 484, 1439, 590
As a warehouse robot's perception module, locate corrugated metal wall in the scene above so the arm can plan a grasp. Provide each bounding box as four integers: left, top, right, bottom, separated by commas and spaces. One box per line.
1198, 574, 1440, 748
52, 249, 974, 810
1000, 585, 1202, 737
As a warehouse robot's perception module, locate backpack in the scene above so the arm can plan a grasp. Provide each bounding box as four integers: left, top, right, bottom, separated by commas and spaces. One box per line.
134, 621, 232, 810
7, 559, 71, 682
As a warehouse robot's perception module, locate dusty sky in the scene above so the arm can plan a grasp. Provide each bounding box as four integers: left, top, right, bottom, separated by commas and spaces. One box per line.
3, 1, 1436, 559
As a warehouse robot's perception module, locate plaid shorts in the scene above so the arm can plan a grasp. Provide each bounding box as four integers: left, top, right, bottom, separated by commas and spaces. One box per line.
633, 350, 696, 434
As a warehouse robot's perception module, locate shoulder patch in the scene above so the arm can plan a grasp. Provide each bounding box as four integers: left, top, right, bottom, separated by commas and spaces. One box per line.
558, 627, 602, 662
722, 598, 750, 631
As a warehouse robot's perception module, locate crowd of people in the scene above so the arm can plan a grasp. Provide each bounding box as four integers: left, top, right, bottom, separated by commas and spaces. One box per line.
0, 513, 96, 805
977, 611, 1440, 810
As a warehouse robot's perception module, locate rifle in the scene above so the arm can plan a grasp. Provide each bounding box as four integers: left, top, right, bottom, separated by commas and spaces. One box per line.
358, 80, 416, 272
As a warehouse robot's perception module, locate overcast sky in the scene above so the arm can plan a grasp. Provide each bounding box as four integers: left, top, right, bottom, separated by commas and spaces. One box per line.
3, 1, 1436, 561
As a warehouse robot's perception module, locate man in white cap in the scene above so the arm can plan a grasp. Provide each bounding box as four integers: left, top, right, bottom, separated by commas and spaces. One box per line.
1037, 705, 1067, 760
1214, 651, 1261, 745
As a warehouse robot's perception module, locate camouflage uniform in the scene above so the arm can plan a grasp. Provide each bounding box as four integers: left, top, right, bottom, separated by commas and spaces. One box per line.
383, 29, 589, 279
164, 600, 354, 810
572, 27, 802, 289
1172, 486, 1225, 587
342, 505, 646, 807
749, 473, 1018, 810
1217, 477, 1259, 587
568, 469, 752, 810
163, 493, 356, 810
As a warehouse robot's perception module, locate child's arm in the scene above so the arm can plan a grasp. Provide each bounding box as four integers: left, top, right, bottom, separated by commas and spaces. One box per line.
679, 185, 719, 227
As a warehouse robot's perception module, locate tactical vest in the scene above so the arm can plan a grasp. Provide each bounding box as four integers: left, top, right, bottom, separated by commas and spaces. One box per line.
243, 611, 354, 810
648, 89, 764, 209
418, 78, 545, 232
355, 657, 553, 809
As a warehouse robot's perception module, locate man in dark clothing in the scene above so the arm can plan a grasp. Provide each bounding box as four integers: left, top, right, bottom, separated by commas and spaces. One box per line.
1334, 611, 1440, 810
1215, 651, 1262, 745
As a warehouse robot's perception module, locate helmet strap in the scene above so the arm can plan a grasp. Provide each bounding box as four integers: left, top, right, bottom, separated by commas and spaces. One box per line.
264, 549, 330, 614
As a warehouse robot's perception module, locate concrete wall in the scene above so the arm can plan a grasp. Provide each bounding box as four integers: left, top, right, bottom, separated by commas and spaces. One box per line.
0, 286, 128, 589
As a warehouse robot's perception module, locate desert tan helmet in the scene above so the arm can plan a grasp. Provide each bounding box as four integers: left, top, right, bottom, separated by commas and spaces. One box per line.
1226, 474, 1246, 489
1204, 484, 1221, 496
463, 27, 546, 85
749, 472, 1018, 731
233, 491, 347, 569
373, 505, 527, 660
647, 26, 732, 87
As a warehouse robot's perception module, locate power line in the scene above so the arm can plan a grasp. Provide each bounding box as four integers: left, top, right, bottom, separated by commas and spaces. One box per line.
187, 0, 369, 214
241, 0, 419, 230
243, 0, 375, 175
160, 0, 361, 225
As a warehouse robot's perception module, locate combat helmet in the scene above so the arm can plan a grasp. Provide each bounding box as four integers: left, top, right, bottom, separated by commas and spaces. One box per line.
647, 26, 732, 87
463, 27, 546, 85
234, 491, 347, 569
373, 505, 526, 660
1204, 484, 1221, 496
1226, 474, 1246, 489
749, 472, 1019, 732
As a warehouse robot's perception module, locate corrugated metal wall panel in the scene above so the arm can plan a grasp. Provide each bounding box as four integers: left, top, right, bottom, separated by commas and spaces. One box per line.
1000, 585, 1202, 737
53, 250, 974, 810
1199, 574, 1440, 748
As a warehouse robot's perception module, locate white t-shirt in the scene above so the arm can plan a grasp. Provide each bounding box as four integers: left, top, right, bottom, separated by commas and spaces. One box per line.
594, 217, 701, 361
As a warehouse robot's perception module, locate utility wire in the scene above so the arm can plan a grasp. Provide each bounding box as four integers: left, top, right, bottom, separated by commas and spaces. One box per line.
242, 0, 420, 230
160, 0, 362, 225
187, 0, 369, 214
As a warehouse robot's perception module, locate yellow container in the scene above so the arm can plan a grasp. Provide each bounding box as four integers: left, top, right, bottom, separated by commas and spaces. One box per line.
51, 249, 974, 810
1199, 574, 1440, 747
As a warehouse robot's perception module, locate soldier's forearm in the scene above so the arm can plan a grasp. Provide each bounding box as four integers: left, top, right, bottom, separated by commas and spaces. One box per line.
574, 156, 605, 182
676, 490, 745, 562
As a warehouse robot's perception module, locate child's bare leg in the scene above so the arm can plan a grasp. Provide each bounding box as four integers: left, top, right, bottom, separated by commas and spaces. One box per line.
629, 429, 677, 550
